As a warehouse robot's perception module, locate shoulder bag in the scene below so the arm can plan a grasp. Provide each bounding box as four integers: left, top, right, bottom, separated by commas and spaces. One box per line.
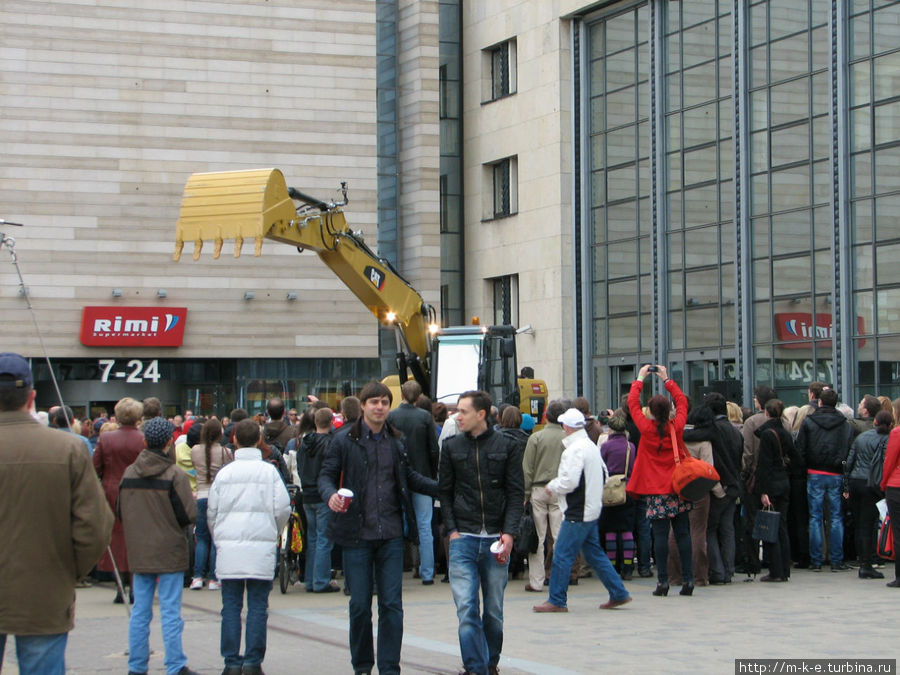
671, 425, 720, 502
602, 444, 631, 507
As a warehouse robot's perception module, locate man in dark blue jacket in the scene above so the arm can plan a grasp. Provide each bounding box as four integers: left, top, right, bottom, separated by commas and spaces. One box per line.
387, 380, 440, 585
318, 381, 437, 675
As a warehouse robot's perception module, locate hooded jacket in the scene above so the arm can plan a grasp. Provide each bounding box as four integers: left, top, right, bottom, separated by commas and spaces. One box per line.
683, 416, 743, 498
208, 448, 291, 579
753, 417, 801, 496
795, 406, 854, 474
263, 418, 296, 450
299, 431, 332, 504
118, 448, 197, 574
0, 410, 113, 635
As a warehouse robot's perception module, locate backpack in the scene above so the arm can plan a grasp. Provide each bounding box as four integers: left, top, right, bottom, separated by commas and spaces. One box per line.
867, 435, 888, 499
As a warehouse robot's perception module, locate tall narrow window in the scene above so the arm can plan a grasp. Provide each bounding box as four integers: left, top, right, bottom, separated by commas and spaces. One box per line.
483, 38, 517, 102
493, 159, 510, 217
491, 275, 519, 326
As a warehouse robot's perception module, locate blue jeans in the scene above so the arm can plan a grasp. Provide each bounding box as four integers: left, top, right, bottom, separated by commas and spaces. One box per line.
0, 632, 67, 675
342, 537, 404, 675
303, 502, 334, 591
129, 572, 187, 675
412, 492, 435, 582
194, 498, 217, 580
808, 472, 844, 566
221, 578, 272, 668
448, 535, 508, 675
634, 505, 652, 572
548, 519, 630, 607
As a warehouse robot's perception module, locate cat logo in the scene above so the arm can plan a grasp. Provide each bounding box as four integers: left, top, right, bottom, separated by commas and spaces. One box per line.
365, 265, 386, 291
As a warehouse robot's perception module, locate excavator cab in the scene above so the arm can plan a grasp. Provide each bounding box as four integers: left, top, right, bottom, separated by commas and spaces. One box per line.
432, 325, 520, 409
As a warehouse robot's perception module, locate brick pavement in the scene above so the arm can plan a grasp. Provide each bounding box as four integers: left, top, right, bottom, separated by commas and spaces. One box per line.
2, 567, 896, 674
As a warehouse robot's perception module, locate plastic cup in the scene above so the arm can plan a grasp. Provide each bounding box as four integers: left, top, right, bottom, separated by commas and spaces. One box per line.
337, 488, 354, 512
490, 540, 505, 564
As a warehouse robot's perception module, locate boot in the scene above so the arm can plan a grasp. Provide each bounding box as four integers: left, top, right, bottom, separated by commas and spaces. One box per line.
859, 566, 884, 579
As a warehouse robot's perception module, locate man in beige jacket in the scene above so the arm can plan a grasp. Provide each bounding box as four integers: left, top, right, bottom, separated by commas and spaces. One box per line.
0, 352, 113, 674
522, 400, 567, 591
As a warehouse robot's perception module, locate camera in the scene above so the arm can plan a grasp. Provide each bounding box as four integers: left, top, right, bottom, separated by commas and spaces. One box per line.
647, 365, 659, 373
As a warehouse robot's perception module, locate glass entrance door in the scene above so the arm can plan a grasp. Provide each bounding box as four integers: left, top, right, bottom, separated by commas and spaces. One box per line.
668, 352, 739, 405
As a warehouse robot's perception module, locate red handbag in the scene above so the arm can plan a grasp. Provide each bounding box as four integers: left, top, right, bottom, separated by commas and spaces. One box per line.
670, 426, 720, 501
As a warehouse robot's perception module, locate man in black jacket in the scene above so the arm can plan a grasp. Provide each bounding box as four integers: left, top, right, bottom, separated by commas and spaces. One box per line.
318, 381, 437, 675
795, 388, 854, 572
440, 390, 524, 675
684, 393, 743, 584
387, 380, 440, 585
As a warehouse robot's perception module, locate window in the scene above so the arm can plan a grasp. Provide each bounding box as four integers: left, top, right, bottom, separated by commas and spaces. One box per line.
482, 38, 517, 102
484, 156, 517, 220
491, 275, 519, 326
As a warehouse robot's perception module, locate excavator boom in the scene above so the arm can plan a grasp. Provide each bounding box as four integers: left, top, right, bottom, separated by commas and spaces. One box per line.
174, 168, 434, 389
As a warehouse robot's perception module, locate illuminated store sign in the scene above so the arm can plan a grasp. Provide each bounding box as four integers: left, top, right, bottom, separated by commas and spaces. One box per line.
80, 307, 187, 347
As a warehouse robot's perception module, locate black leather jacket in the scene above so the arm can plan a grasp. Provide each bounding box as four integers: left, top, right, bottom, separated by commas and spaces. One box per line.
387, 402, 440, 479
317, 418, 437, 547
845, 428, 889, 485
439, 426, 524, 537
796, 406, 853, 474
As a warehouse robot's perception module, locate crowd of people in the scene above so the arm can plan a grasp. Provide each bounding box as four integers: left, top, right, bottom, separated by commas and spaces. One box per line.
2, 349, 900, 675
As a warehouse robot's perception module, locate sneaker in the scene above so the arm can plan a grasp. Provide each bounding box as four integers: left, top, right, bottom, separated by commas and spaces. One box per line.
208, 580, 222, 590
831, 563, 851, 572
809, 564, 822, 572
638, 568, 653, 578
189, 577, 204, 590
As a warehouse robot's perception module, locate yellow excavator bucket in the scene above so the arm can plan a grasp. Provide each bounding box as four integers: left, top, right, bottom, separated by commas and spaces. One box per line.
173, 168, 297, 261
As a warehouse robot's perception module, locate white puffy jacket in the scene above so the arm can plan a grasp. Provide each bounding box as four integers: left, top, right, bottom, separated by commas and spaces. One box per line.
208, 448, 291, 580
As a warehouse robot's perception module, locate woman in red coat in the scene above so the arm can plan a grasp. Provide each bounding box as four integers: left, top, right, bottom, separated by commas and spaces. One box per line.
93, 396, 145, 603
626, 364, 693, 597
880, 424, 900, 588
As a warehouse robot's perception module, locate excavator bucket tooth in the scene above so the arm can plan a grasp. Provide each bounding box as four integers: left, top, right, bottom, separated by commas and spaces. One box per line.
174, 168, 297, 258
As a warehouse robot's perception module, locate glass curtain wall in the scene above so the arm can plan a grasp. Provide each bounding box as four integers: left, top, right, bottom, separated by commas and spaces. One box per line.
588, 4, 651, 408
585, 0, 900, 408
748, 0, 832, 404
849, 1, 900, 400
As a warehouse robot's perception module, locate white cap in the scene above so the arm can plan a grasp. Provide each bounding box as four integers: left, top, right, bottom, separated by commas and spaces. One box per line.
558, 408, 586, 429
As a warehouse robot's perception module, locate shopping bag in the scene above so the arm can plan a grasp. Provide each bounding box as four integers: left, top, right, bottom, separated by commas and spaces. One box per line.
878, 515, 894, 561
752, 507, 780, 544
514, 501, 539, 555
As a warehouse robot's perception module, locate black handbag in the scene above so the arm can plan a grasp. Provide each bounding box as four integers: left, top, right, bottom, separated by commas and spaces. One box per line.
514, 501, 539, 555
752, 506, 780, 544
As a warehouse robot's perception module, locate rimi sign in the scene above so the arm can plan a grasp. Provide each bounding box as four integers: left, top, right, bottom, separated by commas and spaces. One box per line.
80, 307, 188, 347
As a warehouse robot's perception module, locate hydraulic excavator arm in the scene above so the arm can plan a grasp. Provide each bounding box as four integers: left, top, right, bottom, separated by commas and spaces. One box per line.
173, 168, 437, 392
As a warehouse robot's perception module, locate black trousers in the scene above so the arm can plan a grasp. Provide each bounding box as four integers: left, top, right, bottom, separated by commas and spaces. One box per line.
848, 478, 879, 566
762, 488, 791, 579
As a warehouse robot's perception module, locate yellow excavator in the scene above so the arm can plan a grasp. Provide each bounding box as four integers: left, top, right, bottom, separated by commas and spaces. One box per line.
173, 168, 547, 420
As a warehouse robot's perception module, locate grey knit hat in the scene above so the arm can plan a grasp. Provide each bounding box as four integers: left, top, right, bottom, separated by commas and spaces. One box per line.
143, 417, 174, 450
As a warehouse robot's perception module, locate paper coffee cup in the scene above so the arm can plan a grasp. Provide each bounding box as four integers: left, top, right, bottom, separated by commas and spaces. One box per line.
337, 488, 354, 511
490, 540, 505, 563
